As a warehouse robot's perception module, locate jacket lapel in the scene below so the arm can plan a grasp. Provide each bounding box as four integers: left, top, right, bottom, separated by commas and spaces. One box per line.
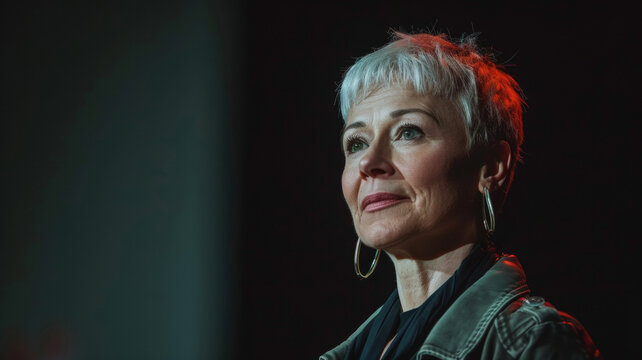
415, 256, 530, 359
320, 256, 530, 360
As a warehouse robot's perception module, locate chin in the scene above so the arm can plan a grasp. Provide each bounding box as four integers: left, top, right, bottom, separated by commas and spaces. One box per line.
357, 221, 410, 250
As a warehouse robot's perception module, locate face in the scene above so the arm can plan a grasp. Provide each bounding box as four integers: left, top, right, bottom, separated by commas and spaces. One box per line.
341, 86, 480, 259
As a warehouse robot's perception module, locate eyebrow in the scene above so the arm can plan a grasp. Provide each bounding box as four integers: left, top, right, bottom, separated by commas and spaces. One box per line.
340, 108, 440, 140
389, 108, 440, 125
340, 121, 366, 140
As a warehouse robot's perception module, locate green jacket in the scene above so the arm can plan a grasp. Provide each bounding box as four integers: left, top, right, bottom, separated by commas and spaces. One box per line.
320, 255, 601, 360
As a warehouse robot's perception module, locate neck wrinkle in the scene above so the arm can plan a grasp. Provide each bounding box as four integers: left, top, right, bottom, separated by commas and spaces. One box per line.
392, 243, 474, 311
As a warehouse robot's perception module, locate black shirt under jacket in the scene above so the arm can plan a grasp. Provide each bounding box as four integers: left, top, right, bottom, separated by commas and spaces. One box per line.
344, 244, 498, 360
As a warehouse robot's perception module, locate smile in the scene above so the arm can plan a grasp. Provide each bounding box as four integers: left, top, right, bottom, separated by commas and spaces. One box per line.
361, 192, 408, 213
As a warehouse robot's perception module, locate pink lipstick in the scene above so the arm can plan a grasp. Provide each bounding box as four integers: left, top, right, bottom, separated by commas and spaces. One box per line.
361, 193, 407, 212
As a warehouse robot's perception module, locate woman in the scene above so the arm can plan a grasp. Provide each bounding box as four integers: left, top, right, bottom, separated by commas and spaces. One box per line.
321, 32, 601, 360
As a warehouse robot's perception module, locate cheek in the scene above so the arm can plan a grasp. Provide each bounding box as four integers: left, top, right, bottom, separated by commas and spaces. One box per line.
341, 166, 359, 211
400, 150, 467, 215
403, 150, 474, 211
401, 153, 449, 191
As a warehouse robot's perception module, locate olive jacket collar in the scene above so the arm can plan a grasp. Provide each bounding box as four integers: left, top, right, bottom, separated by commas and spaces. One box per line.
320, 255, 531, 360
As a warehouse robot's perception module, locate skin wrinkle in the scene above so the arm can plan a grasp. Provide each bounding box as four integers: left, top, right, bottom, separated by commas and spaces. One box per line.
341, 85, 486, 311
392, 242, 473, 311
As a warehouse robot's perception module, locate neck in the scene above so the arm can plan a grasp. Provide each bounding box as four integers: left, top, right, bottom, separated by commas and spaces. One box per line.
389, 242, 474, 311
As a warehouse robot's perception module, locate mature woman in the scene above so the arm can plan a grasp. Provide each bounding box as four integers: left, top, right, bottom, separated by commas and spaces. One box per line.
321, 33, 601, 360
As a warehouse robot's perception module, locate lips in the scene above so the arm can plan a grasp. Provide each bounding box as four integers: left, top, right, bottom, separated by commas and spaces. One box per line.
361, 192, 408, 212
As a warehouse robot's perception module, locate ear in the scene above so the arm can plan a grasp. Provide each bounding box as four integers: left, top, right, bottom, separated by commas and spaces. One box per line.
477, 141, 512, 193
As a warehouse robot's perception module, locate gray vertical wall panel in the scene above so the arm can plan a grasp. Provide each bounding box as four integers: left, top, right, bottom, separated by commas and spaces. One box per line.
1, 1, 237, 359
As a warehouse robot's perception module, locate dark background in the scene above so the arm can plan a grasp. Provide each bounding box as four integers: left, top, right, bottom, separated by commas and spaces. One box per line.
2, 1, 639, 359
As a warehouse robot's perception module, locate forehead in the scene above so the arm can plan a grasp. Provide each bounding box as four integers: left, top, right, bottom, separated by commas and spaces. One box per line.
346, 85, 460, 125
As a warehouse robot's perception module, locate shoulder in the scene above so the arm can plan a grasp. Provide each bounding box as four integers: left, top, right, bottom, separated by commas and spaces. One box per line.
482, 295, 602, 359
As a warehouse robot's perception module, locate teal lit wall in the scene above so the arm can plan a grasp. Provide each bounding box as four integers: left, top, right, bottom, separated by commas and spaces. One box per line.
1, 1, 238, 359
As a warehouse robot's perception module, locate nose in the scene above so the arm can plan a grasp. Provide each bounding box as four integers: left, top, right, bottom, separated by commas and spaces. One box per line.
358, 142, 395, 179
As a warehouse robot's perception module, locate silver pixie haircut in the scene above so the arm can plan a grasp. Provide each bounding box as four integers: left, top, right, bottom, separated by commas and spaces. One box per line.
339, 32, 525, 166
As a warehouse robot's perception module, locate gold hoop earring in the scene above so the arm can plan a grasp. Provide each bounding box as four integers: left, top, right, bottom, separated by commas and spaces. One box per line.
482, 187, 496, 236
354, 238, 380, 279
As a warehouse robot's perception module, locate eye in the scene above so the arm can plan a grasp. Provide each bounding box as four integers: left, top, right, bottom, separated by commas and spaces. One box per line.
398, 124, 423, 140
345, 135, 368, 154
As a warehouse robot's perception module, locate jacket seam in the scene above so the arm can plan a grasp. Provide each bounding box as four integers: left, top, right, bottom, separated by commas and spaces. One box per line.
416, 282, 530, 359
528, 321, 590, 360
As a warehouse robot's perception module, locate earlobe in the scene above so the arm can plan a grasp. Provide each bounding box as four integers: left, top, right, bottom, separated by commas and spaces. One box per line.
477, 141, 512, 193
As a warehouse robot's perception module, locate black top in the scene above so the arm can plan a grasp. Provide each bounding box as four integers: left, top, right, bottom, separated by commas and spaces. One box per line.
344, 244, 498, 360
